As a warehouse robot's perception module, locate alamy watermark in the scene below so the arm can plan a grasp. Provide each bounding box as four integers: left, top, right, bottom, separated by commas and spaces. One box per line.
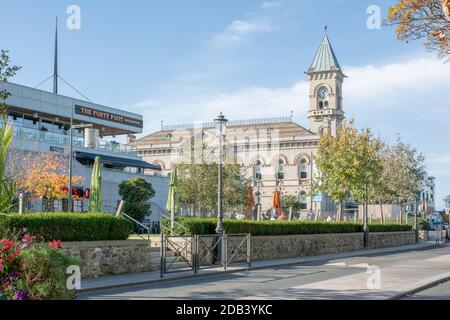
66, 265, 81, 290
367, 5, 382, 30
66, 5, 81, 30
366, 265, 381, 290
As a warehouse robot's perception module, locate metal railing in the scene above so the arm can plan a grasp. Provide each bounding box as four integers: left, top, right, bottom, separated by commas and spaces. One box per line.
122, 212, 151, 241
160, 233, 251, 278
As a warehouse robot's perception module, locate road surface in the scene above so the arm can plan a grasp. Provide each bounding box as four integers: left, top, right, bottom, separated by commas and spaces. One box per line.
404, 281, 450, 300
78, 244, 450, 300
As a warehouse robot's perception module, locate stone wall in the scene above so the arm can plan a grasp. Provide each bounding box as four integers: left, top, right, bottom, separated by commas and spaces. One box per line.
62, 240, 153, 279
368, 231, 416, 249
248, 233, 364, 261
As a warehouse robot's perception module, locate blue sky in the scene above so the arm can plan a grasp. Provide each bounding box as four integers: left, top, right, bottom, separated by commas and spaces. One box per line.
1, 0, 450, 209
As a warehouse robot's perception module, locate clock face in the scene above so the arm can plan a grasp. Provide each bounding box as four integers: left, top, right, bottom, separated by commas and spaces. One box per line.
318, 87, 328, 100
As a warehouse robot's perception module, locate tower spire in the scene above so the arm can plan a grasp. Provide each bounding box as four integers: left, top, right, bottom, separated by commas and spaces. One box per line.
53, 17, 58, 94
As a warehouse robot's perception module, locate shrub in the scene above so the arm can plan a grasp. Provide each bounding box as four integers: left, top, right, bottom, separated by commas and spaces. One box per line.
118, 178, 155, 223
19, 243, 77, 300
368, 223, 412, 232
164, 217, 413, 236
0, 213, 133, 242
418, 219, 430, 231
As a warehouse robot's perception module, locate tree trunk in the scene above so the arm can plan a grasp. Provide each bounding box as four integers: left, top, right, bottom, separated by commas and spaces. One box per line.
339, 200, 344, 221
380, 203, 385, 224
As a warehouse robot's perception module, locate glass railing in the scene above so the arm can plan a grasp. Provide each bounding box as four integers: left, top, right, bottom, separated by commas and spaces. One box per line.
7, 122, 137, 157
97, 142, 138, 157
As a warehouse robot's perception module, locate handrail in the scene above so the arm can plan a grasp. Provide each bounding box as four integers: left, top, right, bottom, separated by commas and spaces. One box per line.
151, 202, 189, 236
123, 212, 151, 241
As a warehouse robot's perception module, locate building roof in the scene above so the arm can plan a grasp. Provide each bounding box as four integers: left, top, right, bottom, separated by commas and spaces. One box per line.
2, 82, 143, 136
134, 117, 317, 149
308, 32, 342, 73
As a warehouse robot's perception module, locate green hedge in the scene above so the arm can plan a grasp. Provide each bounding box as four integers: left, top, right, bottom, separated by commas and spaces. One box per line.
0, 213, 133, 242
165, 217, 412, 236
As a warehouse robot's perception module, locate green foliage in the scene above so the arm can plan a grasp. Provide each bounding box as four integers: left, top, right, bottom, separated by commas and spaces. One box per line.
118, 178, 155, 222
19, 244, 77, 300
0, 118, 15, 213
177, 142, 247, 216
0, 213, 133, 241
418, 219, 430, 231
313, 121, 384, 220
164, 217, 411, 236
0, 50, 20, 213
281, 195, 301, 212
0, 50, 22, 114
367, 223, 412, 232
88, 156, 102, 213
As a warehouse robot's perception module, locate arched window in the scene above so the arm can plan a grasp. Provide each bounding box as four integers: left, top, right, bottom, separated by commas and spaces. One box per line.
275, 159, 285, 180
255, 160, 262, 181
299, 159, 308, 180
318, 101, 324, 109
255, 192, 262, 206
324, 101, 329, 108
299, 192, 307, 210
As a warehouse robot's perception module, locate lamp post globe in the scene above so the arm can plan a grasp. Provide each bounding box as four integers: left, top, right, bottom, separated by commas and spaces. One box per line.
214, 112, 228, 235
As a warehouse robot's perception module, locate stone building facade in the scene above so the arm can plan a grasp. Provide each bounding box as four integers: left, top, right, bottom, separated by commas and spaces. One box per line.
133, 31, 346, 219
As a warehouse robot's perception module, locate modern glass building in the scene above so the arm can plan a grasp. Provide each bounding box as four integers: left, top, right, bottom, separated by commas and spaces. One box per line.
2, 81, 169, 219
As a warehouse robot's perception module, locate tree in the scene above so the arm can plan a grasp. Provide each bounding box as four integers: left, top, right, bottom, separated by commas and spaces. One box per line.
17, 152, 84, 210
313, 122, 383, 221
281, 195, 301, 218
381, 137, 426, 223
368, 147, 398, 223
347, 129, 384, 225
177, 140, 247, 217
0, 50, 21, 115
386, 0, 450, 60
118, 178, 155, 223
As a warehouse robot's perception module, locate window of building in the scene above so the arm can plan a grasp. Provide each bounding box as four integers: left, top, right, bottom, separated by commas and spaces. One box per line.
275, 159, 285, 180
299, 159, 308, 179
255, 160, 262, 181
299, 192, 307, 210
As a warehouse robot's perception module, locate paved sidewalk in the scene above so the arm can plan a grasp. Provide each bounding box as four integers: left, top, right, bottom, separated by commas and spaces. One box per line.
79, 241, 438, 293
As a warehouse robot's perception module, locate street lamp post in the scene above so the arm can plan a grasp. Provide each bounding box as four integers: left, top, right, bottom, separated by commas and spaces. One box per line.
68, 123, 92, 212
214, 113, 228, 234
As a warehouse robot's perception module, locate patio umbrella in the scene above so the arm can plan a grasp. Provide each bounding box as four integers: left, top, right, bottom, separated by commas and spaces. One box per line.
88, 156, 102, 212
271, 189, 283, 220
244, 185, 255, 219
166, 168, 179, 214
166, 169, 179, 231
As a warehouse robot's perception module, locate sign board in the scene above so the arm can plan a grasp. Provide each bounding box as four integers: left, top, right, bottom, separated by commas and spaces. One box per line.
75, 105, 143, 128
312, 193, 323, 202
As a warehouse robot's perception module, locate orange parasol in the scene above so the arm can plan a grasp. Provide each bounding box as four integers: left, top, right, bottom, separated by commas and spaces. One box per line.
271, 190, 284, 220
244, 185, 255, 219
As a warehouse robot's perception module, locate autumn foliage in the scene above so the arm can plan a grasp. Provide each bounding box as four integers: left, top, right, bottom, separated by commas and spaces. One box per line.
16, 152, 84, 201
387, 0, 450, 59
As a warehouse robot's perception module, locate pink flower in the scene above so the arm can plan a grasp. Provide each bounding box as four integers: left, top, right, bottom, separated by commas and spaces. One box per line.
48, 240, 62, 249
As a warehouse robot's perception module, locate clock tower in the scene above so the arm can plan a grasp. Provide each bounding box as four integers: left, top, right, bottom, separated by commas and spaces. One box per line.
307, 28, 346, 137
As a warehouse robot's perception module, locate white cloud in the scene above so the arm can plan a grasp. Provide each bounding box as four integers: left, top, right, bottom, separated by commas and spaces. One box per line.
344, 56, 450, 114
211, 19, 272, 46
134, 55, 450, 132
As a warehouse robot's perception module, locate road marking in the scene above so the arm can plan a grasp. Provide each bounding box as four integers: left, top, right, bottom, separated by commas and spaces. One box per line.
325, 262, 347, 267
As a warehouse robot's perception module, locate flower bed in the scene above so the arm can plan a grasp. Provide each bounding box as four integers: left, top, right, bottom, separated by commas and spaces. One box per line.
0, 230, 77, 300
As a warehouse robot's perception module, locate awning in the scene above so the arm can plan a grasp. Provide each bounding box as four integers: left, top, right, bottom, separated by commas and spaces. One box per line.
75, 151, 161, 171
